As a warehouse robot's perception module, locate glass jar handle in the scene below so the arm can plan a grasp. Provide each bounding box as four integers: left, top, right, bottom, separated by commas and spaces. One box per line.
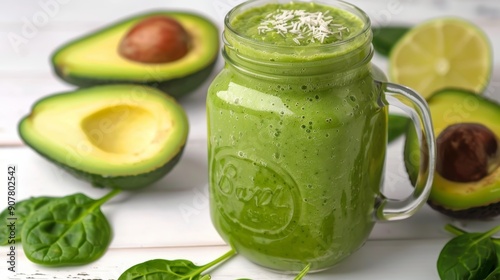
374, 81, 436, 221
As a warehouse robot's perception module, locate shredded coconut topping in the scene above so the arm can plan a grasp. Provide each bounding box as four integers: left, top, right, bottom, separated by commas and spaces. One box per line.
258, 9, 350, 44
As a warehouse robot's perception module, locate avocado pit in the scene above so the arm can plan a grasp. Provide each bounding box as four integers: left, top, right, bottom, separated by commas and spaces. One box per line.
119, 16, 190, 63
436, 123, 498, 183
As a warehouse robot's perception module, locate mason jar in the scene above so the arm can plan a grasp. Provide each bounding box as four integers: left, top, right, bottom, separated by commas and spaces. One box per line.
207, 0, 436, 272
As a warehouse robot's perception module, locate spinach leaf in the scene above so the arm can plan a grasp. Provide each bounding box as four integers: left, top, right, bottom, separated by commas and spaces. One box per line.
21, 189, 120, 266
485, 266, 500, 280
294, 263, 311, 280
438, 225, 500, 280
0, 196, 54, 245
372, 26, 410, 57
496, 241, 500, 265
119, 259, 201, 280
444, 224, 467, 236
445, 224, 500, 264
118, 249, 236, 280
388, 114, 410, 143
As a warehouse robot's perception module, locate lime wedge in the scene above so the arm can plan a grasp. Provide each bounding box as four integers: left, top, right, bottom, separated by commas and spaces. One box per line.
389, 18, 492, 99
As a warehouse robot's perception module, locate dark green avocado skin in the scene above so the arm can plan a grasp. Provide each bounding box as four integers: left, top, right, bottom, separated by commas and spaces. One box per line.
428, 200, 500, 220
26, 144, 185, 190
53, 60, 217, 98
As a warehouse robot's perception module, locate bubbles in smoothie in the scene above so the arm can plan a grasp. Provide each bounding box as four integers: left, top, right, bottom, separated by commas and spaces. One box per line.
237, 151, 247, 157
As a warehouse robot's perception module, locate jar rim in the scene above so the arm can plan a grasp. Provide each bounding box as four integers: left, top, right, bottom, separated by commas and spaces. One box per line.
224, 0, 372, 54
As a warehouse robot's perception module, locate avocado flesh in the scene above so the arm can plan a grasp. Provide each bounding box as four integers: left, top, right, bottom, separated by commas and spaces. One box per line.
52, 12, 219, 97
19, 85, 189, 189
404, 89, 500, 217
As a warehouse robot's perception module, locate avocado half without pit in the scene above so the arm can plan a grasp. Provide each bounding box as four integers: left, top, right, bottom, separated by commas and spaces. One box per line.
404, 89, 500, 219
18, 85, 189, 190
51, 11, 219, 98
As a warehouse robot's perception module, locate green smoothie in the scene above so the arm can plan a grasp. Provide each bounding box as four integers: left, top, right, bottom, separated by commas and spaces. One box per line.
231, 2, 363, 46
225, 1, 370, 63
208, 0, 387, 271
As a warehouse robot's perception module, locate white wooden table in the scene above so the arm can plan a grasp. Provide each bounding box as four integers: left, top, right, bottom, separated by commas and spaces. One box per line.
1, 1, 499, 279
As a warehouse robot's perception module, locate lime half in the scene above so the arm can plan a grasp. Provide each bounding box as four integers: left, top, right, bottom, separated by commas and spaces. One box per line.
389, 18, 492, 99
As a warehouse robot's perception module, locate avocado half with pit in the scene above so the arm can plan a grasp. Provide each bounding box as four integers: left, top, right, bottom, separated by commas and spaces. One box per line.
404, 89, 500, 219
18, 85, 189, 190
51, 11, 219, 98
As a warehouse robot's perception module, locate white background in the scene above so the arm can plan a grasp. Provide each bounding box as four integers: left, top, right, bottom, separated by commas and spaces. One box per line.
0, 0, 499, 279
